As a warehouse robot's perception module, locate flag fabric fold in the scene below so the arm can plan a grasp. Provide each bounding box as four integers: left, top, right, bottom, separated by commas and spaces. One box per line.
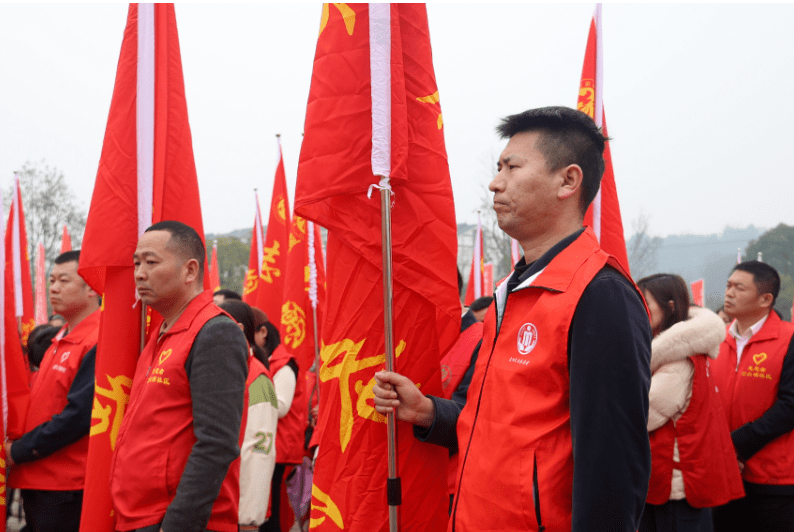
242, 191, 266, 305
61, 224, 72, 254
577, 4, 630, 273
296, 4, 458, 531
78, 4, 206, 531
34, 242, 47, 325
5, 176, 35, 346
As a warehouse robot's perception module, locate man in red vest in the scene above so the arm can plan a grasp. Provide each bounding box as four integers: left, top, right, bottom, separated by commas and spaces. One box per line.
712, 261, 794, 531
109, 221, 248, 532
6, 250, 100, 532
374, 106, 652, 532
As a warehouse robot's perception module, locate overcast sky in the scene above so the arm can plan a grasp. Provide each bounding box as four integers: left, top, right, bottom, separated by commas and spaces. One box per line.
1, 3, 792, 239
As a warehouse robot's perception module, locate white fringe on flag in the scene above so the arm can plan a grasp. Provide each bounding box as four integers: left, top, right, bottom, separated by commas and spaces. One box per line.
308, 221, 318, 310
11, 175, 23, 317
137, 3, 155, 237
369, 3, 391, 182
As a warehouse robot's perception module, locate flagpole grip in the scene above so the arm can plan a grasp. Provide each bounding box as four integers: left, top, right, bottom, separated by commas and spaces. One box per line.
380, 186, 401, 532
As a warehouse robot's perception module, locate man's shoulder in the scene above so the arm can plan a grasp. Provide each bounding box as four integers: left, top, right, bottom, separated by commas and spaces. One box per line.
586, 265, 641, 299
578, 265, 647, 324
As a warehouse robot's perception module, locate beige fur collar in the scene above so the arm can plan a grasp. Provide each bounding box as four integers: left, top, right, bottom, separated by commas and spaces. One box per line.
650, 306, 726, 373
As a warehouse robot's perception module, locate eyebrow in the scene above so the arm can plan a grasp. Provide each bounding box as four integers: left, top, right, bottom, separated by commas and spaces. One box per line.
133, 250, 159, 260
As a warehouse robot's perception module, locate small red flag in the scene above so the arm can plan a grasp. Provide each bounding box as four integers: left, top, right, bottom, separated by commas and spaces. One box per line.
242, 191, 265, 305
577, 4, 631, 273
255, 138, 291, 322
5, 175, 35, 346
296, 5, 458, 531
463, 214, 484, 305
61, 224, 72, 254
78, 5, 208, 531
34, 242, 47, 325
691, 279, 705, 307
209, 240, 221, 294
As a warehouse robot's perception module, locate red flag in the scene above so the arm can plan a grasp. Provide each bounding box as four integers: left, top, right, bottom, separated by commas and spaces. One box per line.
34, 242, 47, 325
255, 138, 291, 322
691, 279, 705, 307
78, 5, 207, 531
209, 240, 221, 294
510, 238, 521, 266
280, 216, 326, 375
463, 213, 484, 305
242, 191, 265, 305
296, 5, 458, 530
61, 224, 72, 253
5, 175, 35, 346
577, 4, 630, 273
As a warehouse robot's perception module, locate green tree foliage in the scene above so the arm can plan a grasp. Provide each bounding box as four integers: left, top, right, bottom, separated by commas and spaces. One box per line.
207, 236, 249, 294
745, 223, 794, 320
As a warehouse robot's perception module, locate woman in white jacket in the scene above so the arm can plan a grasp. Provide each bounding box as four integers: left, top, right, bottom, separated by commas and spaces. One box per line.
638, 274, 744, 532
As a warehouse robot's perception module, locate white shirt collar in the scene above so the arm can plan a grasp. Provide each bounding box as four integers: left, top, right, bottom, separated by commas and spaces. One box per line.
728, 312, 769, 342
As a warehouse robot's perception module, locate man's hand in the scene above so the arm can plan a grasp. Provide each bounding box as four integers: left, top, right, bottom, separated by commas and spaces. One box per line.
5, 440, 14, 468
373, 371, 436, 427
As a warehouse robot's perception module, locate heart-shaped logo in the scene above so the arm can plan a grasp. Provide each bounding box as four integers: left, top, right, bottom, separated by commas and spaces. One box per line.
158, 348, 173, 366
753, 352, 767, 366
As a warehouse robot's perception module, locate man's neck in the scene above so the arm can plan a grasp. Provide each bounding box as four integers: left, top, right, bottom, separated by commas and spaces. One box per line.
159, 288, 203, 335
519, 219, 583, 264
735, 309, 770, 337
63, 303, 100, 332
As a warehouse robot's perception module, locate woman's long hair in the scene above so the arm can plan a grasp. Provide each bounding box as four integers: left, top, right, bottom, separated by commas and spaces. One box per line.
637, 273, 691, 333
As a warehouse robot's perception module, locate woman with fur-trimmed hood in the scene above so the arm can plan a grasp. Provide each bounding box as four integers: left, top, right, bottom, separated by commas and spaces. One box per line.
638, 274, 744, 532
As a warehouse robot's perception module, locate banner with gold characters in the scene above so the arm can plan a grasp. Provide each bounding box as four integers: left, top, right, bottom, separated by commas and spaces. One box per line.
78, 4, 209, 531
5, 175, 35, 347
295, 4, 459, 531
576, 4, 631, 273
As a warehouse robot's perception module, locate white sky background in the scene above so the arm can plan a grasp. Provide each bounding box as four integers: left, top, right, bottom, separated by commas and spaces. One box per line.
0, 3, 792, 239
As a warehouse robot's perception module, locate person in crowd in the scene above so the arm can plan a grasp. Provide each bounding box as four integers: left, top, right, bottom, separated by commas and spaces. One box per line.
716, 306, 732, 326
251, 307, 270, 363
47, 314, 65, 328
218, 299, 279, 532
638, 273, 743, 532
711, 261, 794, 531
110, 221, 248, 532
467, 295, 493, 322
374, 106, 652, 531
213, 288, 242, 305
6, 250, 101, 532
25, 324, 60, 372
260, 321, 307, 532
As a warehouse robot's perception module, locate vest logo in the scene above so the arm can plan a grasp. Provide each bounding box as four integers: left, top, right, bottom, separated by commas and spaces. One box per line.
753, 352, 767, 366
517, 323, 538, 355
158, 348, 173, 366
59, 351, 71, 363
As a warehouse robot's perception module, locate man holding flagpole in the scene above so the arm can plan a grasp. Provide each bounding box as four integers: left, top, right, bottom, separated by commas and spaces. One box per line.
374, 106, 652, 532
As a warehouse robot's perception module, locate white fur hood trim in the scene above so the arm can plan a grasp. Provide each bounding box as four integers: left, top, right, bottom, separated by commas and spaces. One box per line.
650, 306, 726, 373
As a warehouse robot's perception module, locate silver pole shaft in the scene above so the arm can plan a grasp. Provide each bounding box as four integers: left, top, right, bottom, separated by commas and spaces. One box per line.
381, 187, 400, 532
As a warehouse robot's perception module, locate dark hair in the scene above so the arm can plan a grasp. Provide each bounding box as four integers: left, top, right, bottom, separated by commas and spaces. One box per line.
733, 261, 781, 306
251, 307, 269, 329
457, 268, 464, 298
55, 250, 80, 265
213, 289, 242, 301
145, 221, 205, 281
470, 296, 494, 312
496, 106, 608, 214
218, 299, 267, 367
637, 273, 690, 333
263, 321, 281, 358
27, 324, 60, 368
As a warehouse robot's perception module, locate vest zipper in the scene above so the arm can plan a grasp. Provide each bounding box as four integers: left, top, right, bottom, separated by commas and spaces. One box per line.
533, 454, 545, 531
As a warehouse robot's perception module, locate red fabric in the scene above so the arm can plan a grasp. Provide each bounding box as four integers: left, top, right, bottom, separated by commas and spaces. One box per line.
256, 147, 291, 323
110, 293, 238, 531
78, 5, 207, 532
577, 16, 630, 274
453, 229, 627, 531
34, 242, 47, 325
269, 345, 308, 465
209, 243, 221, 294
5, 179, 36, 346
61, 224, 72, 254
296, 5, 458, 531
9, 310, 100, 490
646, 355, 744, 507
242, 203, 265, 305
712, 312, 794, 485
463, 226, 483, 306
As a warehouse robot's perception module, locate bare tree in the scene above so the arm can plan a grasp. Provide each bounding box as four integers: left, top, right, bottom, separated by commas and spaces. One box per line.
627, 210, 662, 279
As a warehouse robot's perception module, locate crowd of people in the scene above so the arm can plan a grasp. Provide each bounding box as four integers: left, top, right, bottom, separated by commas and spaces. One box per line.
5, 104, 794, 532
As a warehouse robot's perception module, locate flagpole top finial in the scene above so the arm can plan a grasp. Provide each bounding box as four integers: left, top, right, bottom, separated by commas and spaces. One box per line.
276, 133, 281, 138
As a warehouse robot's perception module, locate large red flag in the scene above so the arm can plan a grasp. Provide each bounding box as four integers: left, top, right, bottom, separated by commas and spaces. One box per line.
295, 5, 458, 531
577, 4, 630, 273
242, 191, 266, 306
61, 224, 72, 253
209, 240, 221, 294
280, 216, 326, 377
34, 242, 47, 325
5, 175, 35, 346
78, 5, 207, 531
463, 213, 484, 305
255, 138, 291, 322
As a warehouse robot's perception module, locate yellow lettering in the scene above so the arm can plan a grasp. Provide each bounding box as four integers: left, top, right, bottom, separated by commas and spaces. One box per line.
310, 483, 344, 529
91, 374, 133, 450
243, 268, 259, 295
260, 241, 282, 284
319, 3, 356, 37
281, 301, 307, 349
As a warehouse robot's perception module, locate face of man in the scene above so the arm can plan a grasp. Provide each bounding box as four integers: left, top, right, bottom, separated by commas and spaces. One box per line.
489, 131, 562, 242
724, 270, 770, 319
49, 261, 94, 322
133, 230, 192, 313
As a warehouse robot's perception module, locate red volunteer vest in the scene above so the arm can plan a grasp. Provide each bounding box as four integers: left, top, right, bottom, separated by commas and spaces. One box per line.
9, 309, 100, 490
646, 355, 744, 507
110, 292, 240, 532
270, 344, 307, 464
712, 311, 794, 485
451, 228, 635, 532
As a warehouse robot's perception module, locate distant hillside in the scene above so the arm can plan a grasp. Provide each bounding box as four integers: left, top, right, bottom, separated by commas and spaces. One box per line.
206, 227, 256, 242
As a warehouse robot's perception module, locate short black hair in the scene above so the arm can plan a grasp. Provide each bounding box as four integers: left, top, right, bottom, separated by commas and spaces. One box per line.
637, 273, 690, 333
55, 250, 80, 265
213, 289, 242, 301
470, 296, 494, 312
496, 106, 608, 214
27, 324, 60, 367
145, 220, 205, 281
733, 261, 781, 306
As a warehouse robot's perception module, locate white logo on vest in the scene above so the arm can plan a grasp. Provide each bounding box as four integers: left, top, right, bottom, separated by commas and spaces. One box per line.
60, 351, 71, 363
516, 323, 538, 355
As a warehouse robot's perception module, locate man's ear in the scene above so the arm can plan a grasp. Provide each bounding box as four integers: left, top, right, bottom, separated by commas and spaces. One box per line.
759, 292, 774, 309
184, 259, 200, 284
557, 164, 583, 201
237, 322, 245, 333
